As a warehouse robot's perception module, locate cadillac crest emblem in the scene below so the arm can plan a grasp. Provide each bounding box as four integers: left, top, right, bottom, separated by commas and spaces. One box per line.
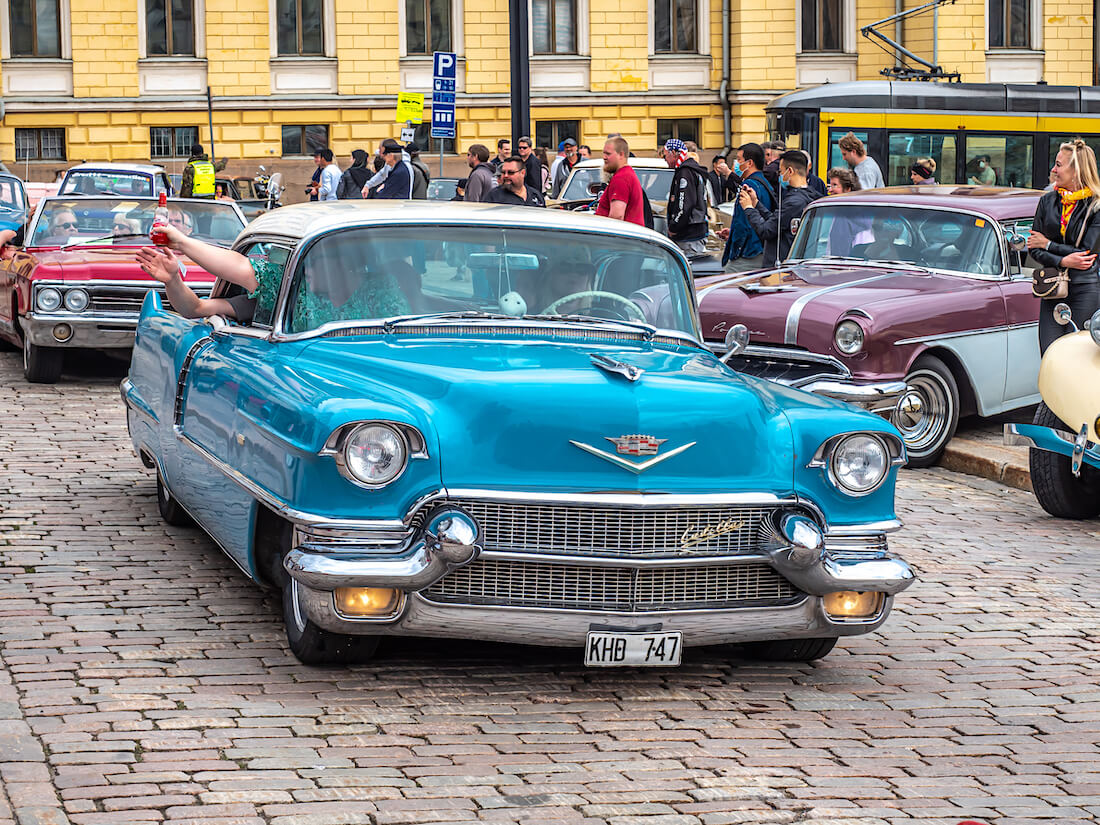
569, 433, 695, 474
608, 434, 666, 455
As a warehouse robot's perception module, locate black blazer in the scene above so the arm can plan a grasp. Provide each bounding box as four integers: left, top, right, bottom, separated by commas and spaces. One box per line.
1031, 189, 1100, 282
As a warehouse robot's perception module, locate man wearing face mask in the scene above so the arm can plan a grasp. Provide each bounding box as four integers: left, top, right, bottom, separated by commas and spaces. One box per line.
738, 149, 821, 267
718, 142, 773, 272
968, 155, 997, 186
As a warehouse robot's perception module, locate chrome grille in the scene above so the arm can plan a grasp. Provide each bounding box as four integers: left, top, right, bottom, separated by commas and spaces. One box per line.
89, 284, 211, 313
452, 499, 778, 558
422, 559, 801, 611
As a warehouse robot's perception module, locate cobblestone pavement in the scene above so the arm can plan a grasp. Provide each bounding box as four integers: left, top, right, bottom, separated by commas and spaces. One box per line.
1, 352, 1099, 825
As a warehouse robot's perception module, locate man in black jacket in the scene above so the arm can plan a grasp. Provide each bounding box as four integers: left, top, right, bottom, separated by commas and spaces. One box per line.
663, 139, 710, 257
739, 149, 821, 266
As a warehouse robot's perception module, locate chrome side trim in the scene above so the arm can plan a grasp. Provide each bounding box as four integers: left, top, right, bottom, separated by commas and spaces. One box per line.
478, 549, 776, 569
895, 321, 1038, 346
173, 335, 214, 427
827, 519, 903, 535
120, 377, 158, 427
443, 488, 792, 508
705, 342, 852, 376
784, 273, 896, 345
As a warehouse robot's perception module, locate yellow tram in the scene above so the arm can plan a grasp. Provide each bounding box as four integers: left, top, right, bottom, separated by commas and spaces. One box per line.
765, 81, 1100, 190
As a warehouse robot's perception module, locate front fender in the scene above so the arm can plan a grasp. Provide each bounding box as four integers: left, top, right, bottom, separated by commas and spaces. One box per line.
1006, 423, 1100, 473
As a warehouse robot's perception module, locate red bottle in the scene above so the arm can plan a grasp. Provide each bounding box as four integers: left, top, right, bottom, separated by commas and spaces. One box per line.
150, 192, 169, 245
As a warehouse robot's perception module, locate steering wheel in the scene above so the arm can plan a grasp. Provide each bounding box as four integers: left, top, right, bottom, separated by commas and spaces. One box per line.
541, 290, 647, 322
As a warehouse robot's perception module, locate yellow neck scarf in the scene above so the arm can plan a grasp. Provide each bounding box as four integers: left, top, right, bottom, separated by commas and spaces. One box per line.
1058, 187, 1093, 235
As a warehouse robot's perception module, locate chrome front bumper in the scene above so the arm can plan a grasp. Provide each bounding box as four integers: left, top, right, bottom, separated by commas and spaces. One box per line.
801, 379, 908, 417
24, 312, 138, 349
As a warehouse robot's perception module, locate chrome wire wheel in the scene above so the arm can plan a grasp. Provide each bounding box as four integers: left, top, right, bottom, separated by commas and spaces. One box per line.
891, 356, 959, 468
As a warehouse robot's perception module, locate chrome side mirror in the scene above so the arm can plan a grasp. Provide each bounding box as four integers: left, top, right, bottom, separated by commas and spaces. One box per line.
587, 182, 604, 196
719, 323, 749, 363
1007, 232, 1027, 252
1054, 303, 1078, 332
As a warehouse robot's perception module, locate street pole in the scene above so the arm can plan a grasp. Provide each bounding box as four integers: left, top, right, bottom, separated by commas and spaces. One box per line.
206, 86, 215, 160
507, 0, 530, 150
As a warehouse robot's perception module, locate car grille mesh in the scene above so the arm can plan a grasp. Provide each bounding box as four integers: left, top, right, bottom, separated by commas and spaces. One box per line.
451, 499, 778, 557
89, 284, 211, 313
422, 559, 800, 611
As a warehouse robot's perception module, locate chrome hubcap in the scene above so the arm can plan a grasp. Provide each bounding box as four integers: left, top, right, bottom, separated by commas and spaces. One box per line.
891, 371, 952, 456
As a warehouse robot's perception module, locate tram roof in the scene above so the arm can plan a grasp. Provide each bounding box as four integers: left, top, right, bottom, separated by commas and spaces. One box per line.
766, 81, 1100, 115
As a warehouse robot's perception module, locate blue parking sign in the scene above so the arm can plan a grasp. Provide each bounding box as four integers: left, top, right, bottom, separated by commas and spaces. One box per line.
432, 51, 458, 139
433, 51, 456, 79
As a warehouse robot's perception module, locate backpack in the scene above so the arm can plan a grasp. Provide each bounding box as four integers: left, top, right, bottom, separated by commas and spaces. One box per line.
641, 188, 655, 231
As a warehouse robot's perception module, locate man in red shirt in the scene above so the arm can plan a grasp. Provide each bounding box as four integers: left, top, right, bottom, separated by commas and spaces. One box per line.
595, 136, 646, 227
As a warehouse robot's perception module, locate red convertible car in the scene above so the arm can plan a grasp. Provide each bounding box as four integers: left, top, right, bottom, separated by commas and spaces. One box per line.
698, 186, 1043, 466
0, 195, 246, 383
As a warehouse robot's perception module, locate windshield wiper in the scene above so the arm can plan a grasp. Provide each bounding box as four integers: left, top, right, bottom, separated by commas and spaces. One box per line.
383, 310, 521, 332
868, 259, 933, 274
523, 313, 661, 340
64, 232, 149, 247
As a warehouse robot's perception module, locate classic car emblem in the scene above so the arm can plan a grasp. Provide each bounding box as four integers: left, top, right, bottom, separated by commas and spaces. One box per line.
680, 518, 745, 549
609, 434, 666, 455
570, 435, 695, 474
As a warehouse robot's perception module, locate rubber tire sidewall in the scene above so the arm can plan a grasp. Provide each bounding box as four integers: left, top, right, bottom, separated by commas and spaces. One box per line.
1028, 402, 1100, 520
742, 637, 838, 662
281, 577, 381, 666
156, 473, 194, 527
898, 355, 960, 469
22, 334, 63, 383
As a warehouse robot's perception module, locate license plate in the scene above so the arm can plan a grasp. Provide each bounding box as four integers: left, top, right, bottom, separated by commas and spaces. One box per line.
584, 631, 682, 667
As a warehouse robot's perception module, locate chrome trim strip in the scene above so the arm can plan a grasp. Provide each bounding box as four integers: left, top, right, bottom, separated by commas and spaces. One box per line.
784, 273, 895, 345
478, 550, 775, 569
895, 321, 1038, 346
120, 377, 158, 427
1003, 422, 1035, 448
173, 336, 214, 427
827, 519, 903, 535
569, 439, 697, 474
705, 341, 851, 376
444, 489, 792, 508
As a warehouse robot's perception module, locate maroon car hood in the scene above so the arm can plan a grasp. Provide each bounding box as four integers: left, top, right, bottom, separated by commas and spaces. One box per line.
698, 261, 962, 346
25, 246, 214, 284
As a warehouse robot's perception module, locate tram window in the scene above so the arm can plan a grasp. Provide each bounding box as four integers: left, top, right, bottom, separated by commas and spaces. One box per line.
887, 132, 957, 186
828, 129, 868, 171
1048, 136, 1100, 177
964, 135, 1032, 188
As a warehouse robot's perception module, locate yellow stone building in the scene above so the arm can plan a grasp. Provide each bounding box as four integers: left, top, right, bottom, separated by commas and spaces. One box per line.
0, 0, 1096, 184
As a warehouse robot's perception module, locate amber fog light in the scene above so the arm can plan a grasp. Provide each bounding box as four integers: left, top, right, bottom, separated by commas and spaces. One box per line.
52, 323, 73, 342
823, 590, 883, 620
334, 587, 402, 618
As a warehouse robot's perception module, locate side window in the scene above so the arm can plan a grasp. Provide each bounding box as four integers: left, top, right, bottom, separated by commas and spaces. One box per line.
1001, 219, 1034, 274
238, 241, 291, 329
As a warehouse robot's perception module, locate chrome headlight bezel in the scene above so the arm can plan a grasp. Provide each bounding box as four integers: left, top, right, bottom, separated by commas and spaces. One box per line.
809, 431, 905, 497
834, 319, 865, 355
63, 288, 89, 312
36, 287, 62, 312
321, 421, 428, 489
1089, 308, 1100, 347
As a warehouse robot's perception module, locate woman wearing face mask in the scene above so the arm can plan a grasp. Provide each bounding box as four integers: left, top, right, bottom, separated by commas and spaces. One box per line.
1027, 138, 1100, 354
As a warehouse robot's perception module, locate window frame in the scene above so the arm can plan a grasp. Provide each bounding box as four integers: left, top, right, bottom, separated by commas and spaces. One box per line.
14, 127, 66, 162
653, 0, 697, 54
531, 0, 576, 55
144, 0, 195, 56
281, 124, 329, 157
800, 0, 843, 53
988, 0, 1032, 49
7, 0, 62, 57
404, 0, 452, 55
150, 126, 200, 160
656, 118, 699, 149
275, 0, 325, 56
534, 120, 581, 153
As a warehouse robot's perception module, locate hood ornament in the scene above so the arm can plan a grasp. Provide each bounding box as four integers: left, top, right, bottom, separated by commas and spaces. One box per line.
589, 353, 643, 382
570, 434, 695, 474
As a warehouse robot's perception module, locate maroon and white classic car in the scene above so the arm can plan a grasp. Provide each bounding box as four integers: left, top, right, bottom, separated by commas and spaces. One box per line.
698, 186, 1043, 466
0, 195, 245, 383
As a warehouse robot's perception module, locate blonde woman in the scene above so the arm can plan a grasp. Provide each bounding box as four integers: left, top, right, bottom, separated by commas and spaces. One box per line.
1027, 138, 1100, 353
910, 157, 936, 185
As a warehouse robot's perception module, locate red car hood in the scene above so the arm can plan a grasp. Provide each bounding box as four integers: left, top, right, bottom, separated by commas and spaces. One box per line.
26, 246, 215, 284
697, 260, 958, 346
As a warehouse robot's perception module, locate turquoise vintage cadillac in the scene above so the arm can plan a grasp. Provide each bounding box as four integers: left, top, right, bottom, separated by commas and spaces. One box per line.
122, 201, 913, 666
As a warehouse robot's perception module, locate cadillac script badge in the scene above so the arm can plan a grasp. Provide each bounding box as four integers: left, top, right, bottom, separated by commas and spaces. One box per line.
570, 434, 695, 474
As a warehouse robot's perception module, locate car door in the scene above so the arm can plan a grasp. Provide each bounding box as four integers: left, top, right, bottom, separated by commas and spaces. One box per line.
999, 218, 1042, 406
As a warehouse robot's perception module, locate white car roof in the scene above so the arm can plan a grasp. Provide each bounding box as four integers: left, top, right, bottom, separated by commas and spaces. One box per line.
64, 162, 167, 175
572, 157, 669, 170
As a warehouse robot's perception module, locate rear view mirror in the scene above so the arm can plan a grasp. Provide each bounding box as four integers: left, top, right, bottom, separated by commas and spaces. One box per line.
466, 252, 540, 270
587, 182, 605, 196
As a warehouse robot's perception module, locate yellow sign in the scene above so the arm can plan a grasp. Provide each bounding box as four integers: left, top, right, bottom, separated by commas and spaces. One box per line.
396, 92, 425, 124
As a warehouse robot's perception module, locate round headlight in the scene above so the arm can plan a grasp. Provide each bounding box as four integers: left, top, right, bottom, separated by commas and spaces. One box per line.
830, 434, 889, 495
1090, 309, 1100, 347
64, 288, 89, 312
834, 320, 864, 355
36, 287, 62, 312
343, 424, 407, 486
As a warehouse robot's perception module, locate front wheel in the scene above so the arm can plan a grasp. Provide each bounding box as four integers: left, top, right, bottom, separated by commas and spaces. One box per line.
23, 334, 63, 383
1029, 402, 1100, 519
282, 576, 381, 666
156, 473, 194, 527
741, 637, 838, 662
892, 355, 959, 468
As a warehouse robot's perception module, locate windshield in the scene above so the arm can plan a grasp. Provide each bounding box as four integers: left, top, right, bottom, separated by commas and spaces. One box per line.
0, 178, 26, 212
561, 166, 674, 202
427, 179, 458, 200
284, 225, 697, 337
59, 170, 155, 197
31, 198, 245, 247
788, 204, 1004, 276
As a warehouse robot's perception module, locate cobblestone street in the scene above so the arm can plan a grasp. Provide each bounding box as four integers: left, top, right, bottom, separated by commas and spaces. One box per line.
1, 351, 1099, 825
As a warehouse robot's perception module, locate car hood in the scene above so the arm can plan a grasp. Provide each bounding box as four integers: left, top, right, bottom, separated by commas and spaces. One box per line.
298, 335, 797, 494
698, 260, 956, 346
24, 246, 214, 283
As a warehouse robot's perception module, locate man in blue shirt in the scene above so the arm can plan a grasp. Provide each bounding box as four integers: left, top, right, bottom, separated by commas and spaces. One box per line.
720, 142, 774, 272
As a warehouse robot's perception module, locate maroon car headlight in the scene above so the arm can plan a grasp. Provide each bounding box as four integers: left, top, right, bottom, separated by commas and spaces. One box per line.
834, 320, 864, 355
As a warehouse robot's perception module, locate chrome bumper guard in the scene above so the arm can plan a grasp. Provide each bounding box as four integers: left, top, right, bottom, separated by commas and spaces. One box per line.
801, 379, 908, 417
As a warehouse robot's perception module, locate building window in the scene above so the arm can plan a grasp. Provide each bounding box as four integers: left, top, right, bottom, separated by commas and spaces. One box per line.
146, 0, 195, 55
654, 0, 696, 53
801, 0, 843, 52
412, 124, 455, 154
657, 118, 698, 148
15, 128, 65, 161
535, 120, 580, 152
405, 0, 450, 54
532, 0, 575, 54
9, 0, 61, 57
281, 124, 328, 156
150, 126, 199, 159
276, 0, 323, 55
989, 0, 1030, 48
